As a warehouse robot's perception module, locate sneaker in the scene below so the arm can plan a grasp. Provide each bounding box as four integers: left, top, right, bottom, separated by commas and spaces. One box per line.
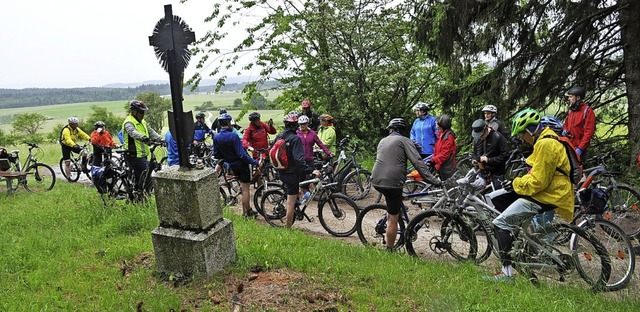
482, 272, 515, 283
243, 210, 258, 220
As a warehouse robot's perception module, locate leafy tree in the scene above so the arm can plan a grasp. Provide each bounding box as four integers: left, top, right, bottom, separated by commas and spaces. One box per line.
413, 0, 640, 163
83, 105, 124, 136
190, 0, 441, 148
194, 101, 216, 111
11, 113, 47, 137
233, 98, 243, 108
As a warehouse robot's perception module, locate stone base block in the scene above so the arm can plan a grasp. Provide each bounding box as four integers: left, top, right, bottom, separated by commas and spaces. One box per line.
151, 219, 236, 278
153, 167, 221, 230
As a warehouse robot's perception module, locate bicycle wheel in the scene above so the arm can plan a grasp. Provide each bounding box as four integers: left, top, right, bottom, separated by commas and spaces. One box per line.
318, 192, 360, 237
341, 169, 371, 201
456, 156, 473, 176
355, 204, 404, 249
577, 218, 635, 291
59, 158, 80, 182
605, 183, 640, 238
514, 223, 610, 291
253, 182, 283, 215
23, 163, 56, 192
405, 209, 477, 262
260, 188, 288, 227
460, 211, 493, 264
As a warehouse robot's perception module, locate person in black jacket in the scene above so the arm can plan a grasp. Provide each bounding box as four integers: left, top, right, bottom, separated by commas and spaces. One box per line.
471, 119, 510, 190
275, 112, 320, 228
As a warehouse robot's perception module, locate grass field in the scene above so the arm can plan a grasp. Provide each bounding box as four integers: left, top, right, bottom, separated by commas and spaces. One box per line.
0, 91, 283, 134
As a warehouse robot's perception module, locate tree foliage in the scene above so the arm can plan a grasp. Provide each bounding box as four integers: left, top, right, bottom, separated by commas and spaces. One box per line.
128, 92, 172, 132
191, 0, 443, 148
12, 113, 47, 137
413, 0, 639, 162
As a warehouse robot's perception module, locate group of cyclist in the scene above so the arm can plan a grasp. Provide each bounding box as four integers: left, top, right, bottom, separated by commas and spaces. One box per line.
373, 86, 597, 282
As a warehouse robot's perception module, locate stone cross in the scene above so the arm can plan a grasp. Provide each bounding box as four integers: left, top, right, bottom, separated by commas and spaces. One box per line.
149, 4, 196, 168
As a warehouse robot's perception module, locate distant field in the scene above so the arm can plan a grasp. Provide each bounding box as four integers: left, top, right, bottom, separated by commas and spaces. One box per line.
0, 90, 283, 133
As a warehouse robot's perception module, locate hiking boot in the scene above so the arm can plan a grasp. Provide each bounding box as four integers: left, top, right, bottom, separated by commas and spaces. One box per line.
243, 210, 258, 220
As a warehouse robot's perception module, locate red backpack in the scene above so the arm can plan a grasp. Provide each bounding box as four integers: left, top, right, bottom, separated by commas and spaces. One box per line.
269, 137, 290, 170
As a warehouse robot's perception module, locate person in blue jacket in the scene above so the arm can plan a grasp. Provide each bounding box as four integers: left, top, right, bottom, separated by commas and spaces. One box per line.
165, 130, 179, 166
410, 102, 438, 158
193, 112, 213, 157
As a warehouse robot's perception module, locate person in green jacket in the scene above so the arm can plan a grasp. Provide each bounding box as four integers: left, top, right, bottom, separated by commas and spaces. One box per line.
122, 100, 162, 194
317, 114, 336, 154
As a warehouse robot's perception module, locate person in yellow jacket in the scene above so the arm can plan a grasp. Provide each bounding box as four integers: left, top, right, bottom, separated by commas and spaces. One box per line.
317, 114, 336, 154
122, 100, 162, 194
60, 117, 91, 181
486, 108, 573, 282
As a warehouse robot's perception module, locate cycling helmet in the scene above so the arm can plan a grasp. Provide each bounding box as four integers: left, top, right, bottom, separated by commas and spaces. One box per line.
482, 105, 498, 114
540, 116, 564, 134
414, 102, 430, 112
511, 108, 541, 137
566, 86, 586, 99
129, 100, 148, 112
94, 121, 106, 129
386, 118, 408, 131
301, 100, 312, 108
218, 113, 232, 121
284, 112, 298, 124
67, 117, 79, 124
288, 110, 299, 117
319, 114, 333, 121
248, 112, 261, 121
196, 112, 206, 119
298, 115, 310, 124
436, 114, 452, 130
219, 108, 227, 114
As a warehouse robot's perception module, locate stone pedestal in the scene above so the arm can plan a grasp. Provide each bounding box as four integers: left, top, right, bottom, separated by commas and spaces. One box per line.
151, 166, 236, 278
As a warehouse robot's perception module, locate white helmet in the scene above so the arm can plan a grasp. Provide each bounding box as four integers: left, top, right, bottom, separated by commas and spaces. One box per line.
67, 117, 79, 124
482, 105, 498, 114
298, 115, 310, 124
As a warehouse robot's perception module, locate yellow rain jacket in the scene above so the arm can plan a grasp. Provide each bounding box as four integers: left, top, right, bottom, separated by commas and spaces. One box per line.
60, 126, 90, 147
513, 127, 574, 220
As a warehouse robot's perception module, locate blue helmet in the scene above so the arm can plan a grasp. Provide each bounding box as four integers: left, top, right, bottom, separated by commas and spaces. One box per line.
218, 113, 232, 121
540, 115, 564, 133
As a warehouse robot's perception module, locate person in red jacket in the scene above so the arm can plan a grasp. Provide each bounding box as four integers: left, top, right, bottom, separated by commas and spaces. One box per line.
242, 111, 277, 159
429, 115, 456, 180
562, 86, 596, 160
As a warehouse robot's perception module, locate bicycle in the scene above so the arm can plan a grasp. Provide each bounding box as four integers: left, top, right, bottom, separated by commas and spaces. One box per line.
427, 169, 612, 291
59, 143, 92, 182
0, 142, 56, 192
356, 179, 477, 259
260, 160, 360, 237
580, 149, 640, 238
332, 135, 372, 201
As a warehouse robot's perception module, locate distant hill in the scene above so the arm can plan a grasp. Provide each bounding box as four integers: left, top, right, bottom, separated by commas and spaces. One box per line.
102, 76, 254, 88
0, 79, 282, 109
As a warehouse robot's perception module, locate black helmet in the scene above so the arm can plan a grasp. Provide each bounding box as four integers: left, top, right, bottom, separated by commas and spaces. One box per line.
248, 112, 261, 121
437, 114, 452, 130
566, 86, 586, 99
219, 108, 227, 114
386, 118, 408, 131
129, 100, 148, 112
196, 112, 206, 119
94, 121, 106, 129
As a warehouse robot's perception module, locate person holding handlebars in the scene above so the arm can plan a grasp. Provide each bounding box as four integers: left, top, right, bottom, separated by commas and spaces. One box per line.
59, 116, 91, 181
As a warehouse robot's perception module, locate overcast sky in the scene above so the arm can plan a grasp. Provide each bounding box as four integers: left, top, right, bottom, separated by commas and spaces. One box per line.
0, 0, 256, 89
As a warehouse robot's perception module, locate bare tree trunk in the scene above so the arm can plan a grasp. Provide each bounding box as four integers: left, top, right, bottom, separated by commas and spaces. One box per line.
620, 0, 640, 166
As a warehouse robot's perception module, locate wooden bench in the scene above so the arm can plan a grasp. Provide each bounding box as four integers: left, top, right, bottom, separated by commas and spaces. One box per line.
0, 171, 29, 195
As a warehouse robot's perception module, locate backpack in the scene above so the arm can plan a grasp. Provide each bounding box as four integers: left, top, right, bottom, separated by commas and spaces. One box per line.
269, 137, 290, 170
58, 125, 69, 146
543, 134, 583, 184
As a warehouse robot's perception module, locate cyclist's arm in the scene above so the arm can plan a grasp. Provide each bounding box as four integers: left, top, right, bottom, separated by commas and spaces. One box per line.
124, 121, 147, 141
147, 126, 162, 141
241, 127, 251, 148
405, 139, 440, 185
312, 132, 332, 156
77, 128, 91, 141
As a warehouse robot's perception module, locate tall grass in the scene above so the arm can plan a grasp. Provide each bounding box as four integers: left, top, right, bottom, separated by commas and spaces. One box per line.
1, 181, 638, 311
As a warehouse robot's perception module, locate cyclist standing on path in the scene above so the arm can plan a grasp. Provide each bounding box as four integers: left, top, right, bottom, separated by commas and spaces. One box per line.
482, 105, 511, 140
90, 121, 116, 167
562, 86, 596, 161
296, 115, 333, 168
371, 118, 441, 250
213, 113, 261, 219
122, 100, 163, 194
471, 119, 510, 190
60, 117, 91, 181
429, 115, 457, 180
317, 114, 336, 154
486, 108, 574, 282
410, 102, 438, 159
274, 112, 319, 228
300, 100, 320, 132
242, 111, 276, 159
193, 112, 213, 158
